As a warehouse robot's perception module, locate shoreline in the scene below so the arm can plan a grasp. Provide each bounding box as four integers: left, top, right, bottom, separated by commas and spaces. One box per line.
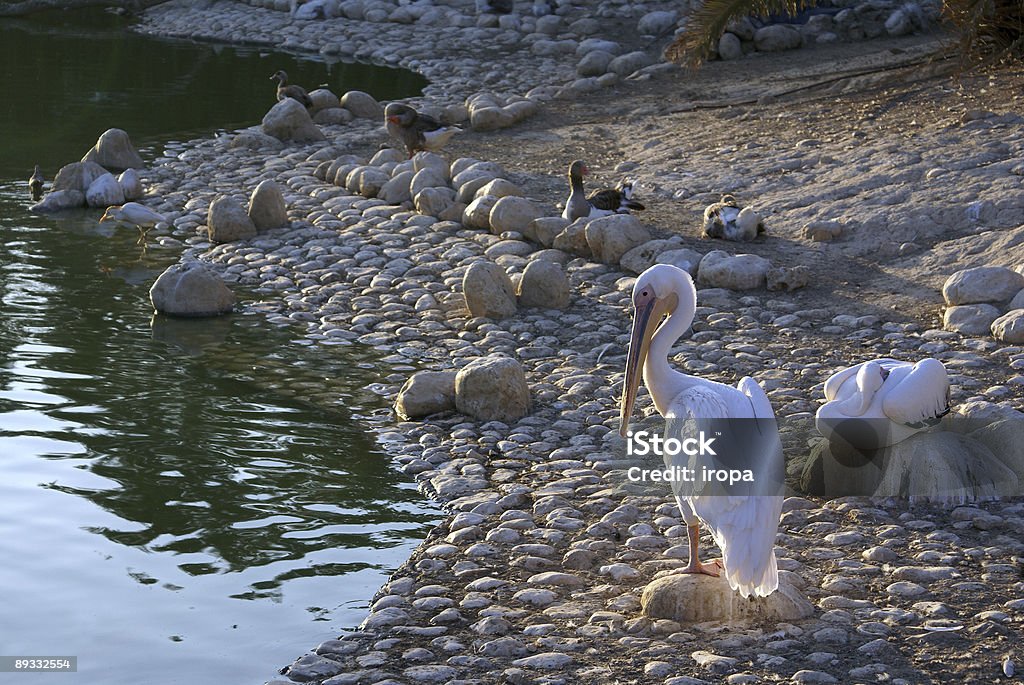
128, 2, 1024, 684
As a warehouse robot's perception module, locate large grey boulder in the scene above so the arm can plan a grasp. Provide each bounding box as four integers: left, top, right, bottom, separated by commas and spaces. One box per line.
346, 166, 390, 198
261, 98, 326, 143
380, 170, 414, 205
489, 196, 544, 235
942, 266, 1024, 305
517, 260, 570, 309
395, 371, 457, 420
463, 195, 499, 230
718, 32, 743, 61
528, 217, 569, 247
414, 187, 455, 217
117, 169, 143, 201
584, 214, 651, 264
552, 218, 591, 257
52, 161, 108, 194
340, 90, 383, 119
754, 24, 803, 52
409, 168, 448, 199
641, 572, 813, 623
81, 128, 144, 172
637, 10, 677, 35
657, 248, 704, 276
455, 356, 531, 422
463, 261, 517, 319
607, 51, 652, 77
697, 250, 771, 290
30, 189, 85, 212
991, 309, 1024, 343
150, 261, 236, 317
943, 304, 1001, 335
208, 196, 257, 243
84, 172, 124, 208
248, 180, 289, 231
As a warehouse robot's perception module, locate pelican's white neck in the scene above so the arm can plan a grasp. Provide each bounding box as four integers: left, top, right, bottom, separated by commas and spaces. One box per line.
643, 270, 698, 416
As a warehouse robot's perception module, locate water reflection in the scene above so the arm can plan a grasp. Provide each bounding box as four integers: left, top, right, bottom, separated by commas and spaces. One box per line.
0, 9, 435, 680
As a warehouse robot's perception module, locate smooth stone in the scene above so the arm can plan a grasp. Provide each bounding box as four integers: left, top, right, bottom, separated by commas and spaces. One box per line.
642, 573, 813, 623
150, 261, 235, 317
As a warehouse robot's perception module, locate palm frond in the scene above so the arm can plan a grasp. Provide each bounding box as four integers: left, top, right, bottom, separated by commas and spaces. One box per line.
665, 0, 820, 66
943, 0, 1024, 67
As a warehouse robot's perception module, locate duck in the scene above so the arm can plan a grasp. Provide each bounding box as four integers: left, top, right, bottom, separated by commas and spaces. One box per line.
384, 103, 461, 158
99, 202, 167, 228
29, 165, 44, 201
270, 70, 313, 108
561, 159, 645, 221
815, 358, 950, 450
701, 195, 764, 241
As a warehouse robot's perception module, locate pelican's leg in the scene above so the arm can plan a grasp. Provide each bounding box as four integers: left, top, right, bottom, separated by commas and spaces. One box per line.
679, 524, 722, 577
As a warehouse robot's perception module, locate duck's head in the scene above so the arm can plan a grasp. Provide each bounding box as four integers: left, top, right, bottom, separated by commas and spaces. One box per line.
568, 159, 588, 179
384, 103, 415, 126
270, 70, 287, 84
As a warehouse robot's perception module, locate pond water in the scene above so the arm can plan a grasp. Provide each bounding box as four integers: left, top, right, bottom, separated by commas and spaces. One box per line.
0, 9, 436, 685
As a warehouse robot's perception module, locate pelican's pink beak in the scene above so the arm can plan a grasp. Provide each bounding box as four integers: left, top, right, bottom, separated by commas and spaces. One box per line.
619, 289, 676, 437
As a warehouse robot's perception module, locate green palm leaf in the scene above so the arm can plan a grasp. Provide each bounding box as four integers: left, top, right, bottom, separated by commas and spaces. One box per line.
666, 0, 822, 65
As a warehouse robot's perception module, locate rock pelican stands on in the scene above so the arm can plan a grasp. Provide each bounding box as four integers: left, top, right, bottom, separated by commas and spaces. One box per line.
816, 358, 951, 450
99, 202, 167, 228
702, 194, 765, 242
29, 165, 44, 201
270, 70, 313, 108
384, 103, 461, 158
620, 264, 783, 598
561, 159, 645, 221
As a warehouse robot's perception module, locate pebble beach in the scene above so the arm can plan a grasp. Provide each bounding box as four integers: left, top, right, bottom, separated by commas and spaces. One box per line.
114, 1, 1024, 683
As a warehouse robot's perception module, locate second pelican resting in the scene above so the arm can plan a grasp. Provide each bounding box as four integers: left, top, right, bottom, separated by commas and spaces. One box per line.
620, 264, 783, 598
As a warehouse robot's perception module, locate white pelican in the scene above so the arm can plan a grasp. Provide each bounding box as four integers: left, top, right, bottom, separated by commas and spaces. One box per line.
702, 194, 764, 242
270, 70, 313, 108
562, 160, 645, 222
384, 103, 461, 158
620, 264, 783, 598
815, 358, 950, 450
29, 165, 44, 201
99, 202, 166, 228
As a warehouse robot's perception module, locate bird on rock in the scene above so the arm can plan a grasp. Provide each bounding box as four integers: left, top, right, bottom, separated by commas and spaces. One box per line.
815, 358, 950, 450
29, 165, 44, 201
561, 159, 645, 221
99, 202, 167, 229
620, 264, 783, 598
384, 103, 461, 158
270, 70, 313, 108
702, 194, 764, 242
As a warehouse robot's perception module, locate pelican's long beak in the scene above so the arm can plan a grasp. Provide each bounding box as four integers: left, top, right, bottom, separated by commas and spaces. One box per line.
619, 292, 675, 437
99, 209, 114, 222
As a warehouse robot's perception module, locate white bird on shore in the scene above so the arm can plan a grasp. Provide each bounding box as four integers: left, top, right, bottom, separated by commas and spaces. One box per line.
99, 202, 167, 228
620, 264, 783, 598
815, 358, 950, 450
562, 160, 645, 221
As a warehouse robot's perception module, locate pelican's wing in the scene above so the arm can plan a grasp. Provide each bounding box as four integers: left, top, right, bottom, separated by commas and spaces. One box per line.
881, 358, 950, 427
822, 362, 863, 401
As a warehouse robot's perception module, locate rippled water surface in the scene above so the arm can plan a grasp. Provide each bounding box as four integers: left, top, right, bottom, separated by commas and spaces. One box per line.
0, 9, 435, 685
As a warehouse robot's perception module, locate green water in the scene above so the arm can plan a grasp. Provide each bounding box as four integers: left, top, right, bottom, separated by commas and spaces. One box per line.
0, 9, 435, 685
